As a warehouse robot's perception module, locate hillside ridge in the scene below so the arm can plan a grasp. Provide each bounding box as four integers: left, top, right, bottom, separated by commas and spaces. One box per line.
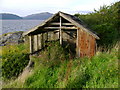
0, 12, 53, 20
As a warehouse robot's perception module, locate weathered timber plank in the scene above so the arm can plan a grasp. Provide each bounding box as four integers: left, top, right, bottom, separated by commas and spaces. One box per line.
60, 17, 62, 45
50, 23, 74, 25
29, 35, 33, 54
33, 35, 38, 51
44, 26, 77, 29
41, 33, 44, 48
76, 28, 80, 57
63, 31, 76, 39
38, 34, 41, 50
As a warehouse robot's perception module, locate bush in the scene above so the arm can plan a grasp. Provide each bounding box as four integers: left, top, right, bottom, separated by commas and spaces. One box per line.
24, 42, 118, 88
74, 1, 120, 48
2, 44, 29, 79
2, 42, 118, 88
32, 41, 70, 67
24, 42, 70, 88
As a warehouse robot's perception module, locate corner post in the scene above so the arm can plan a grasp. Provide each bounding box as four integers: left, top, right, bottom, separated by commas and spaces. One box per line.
76, 29, 80, 57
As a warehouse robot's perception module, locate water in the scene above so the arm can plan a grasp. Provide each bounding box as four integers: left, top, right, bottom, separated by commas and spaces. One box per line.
1, 20, 43, 34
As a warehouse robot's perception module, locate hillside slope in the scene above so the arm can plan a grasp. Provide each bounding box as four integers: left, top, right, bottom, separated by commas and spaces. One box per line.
0, 12, 53, 20
0, 13, 22, 20
23, 12, 53, 20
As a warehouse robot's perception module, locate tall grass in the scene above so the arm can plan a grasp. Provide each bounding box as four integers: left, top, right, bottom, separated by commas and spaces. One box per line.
2, 42, 119, 88
1, 43, 29, 80
24, 42, 119, 88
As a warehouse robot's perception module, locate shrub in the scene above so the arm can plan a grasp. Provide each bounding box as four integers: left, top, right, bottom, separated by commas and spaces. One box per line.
2, 44, 29, 79
75, 1, 120, 48
2, 42, 118, 88
24, 44, 118, 88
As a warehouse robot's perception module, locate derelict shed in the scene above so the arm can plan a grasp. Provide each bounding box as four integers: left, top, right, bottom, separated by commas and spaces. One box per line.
23, 11, 100, 57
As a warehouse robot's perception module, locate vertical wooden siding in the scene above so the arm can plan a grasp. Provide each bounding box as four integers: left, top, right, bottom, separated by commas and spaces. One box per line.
30, 32, 59, 53
77, 28, 96, 57
29, 28, 96, 57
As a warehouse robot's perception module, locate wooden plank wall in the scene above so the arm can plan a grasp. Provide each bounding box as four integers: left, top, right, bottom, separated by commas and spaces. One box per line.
77, 28, 96, 57
29, 33, 45, 54
29, 31, 59, 54
48, 31, 58, 41
29, 28, 96, 57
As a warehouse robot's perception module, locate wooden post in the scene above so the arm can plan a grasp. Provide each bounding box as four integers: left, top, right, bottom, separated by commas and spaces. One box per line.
59, 16, 62, 45
46, 31, 48, 41
41, 33, 44, 48
38, 34, 41, 50
29, 35, 33, 54
33, 35, 38, 51
76, 29, 80, 57
36, 35, 39, 51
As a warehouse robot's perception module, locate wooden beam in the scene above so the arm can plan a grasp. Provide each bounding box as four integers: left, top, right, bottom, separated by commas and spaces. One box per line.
76, 29, 80, 57
63, 31, 76, 39
44, 26, 77, 29
60, 17, 62, 45
41, 33, 44, 48
34, 35, 38, 51
50, 23, 74, 25
46, 31, 48, 41
38, 34, 41, 50
29, 35, 33, 54
36, 35, 39, 51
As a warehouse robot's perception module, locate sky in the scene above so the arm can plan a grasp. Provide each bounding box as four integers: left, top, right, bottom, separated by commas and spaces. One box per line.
0, 0, 119, 16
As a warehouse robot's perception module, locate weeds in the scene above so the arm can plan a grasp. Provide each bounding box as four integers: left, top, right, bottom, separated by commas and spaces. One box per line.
2, 41, 119, 88
2, 44, 29, 80
23, 42, 118, 88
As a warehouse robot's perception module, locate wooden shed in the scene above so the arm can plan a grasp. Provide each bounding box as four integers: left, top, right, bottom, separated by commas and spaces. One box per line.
23, 11, 99, 57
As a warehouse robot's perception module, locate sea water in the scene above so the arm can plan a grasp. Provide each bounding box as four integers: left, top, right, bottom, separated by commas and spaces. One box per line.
1, 20, 43, 34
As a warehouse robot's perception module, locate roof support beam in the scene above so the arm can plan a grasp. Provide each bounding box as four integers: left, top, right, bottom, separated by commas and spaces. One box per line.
44, 26, 77, 30
50, 23, 74, 25
63, 31, 76, 39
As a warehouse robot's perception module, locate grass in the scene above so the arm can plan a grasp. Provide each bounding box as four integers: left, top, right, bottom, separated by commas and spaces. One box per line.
1, 43, 30, 87
2, 42, 119, 88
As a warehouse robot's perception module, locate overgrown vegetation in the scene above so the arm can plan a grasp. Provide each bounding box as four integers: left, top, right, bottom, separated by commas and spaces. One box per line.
25, 42, 119, 88
1, 43, 29, 80
2, 1, 119, 88
2, 41, 119, 88
75, 1, 120, 49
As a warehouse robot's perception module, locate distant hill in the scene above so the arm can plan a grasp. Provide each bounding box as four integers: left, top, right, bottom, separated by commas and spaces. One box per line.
0, 12, 53, 20
0, 13, 22, 20
23, 12, 53, 20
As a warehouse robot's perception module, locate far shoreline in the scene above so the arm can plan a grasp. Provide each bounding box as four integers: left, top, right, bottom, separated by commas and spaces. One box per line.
0, 19, 45, 20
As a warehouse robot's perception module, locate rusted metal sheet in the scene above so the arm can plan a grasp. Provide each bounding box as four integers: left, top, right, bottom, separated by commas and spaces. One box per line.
89, 35, 95, 57
77, 28, 96, 57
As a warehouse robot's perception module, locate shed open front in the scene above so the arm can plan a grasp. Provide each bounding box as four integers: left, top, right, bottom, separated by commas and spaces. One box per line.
23, 11, 99, 58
